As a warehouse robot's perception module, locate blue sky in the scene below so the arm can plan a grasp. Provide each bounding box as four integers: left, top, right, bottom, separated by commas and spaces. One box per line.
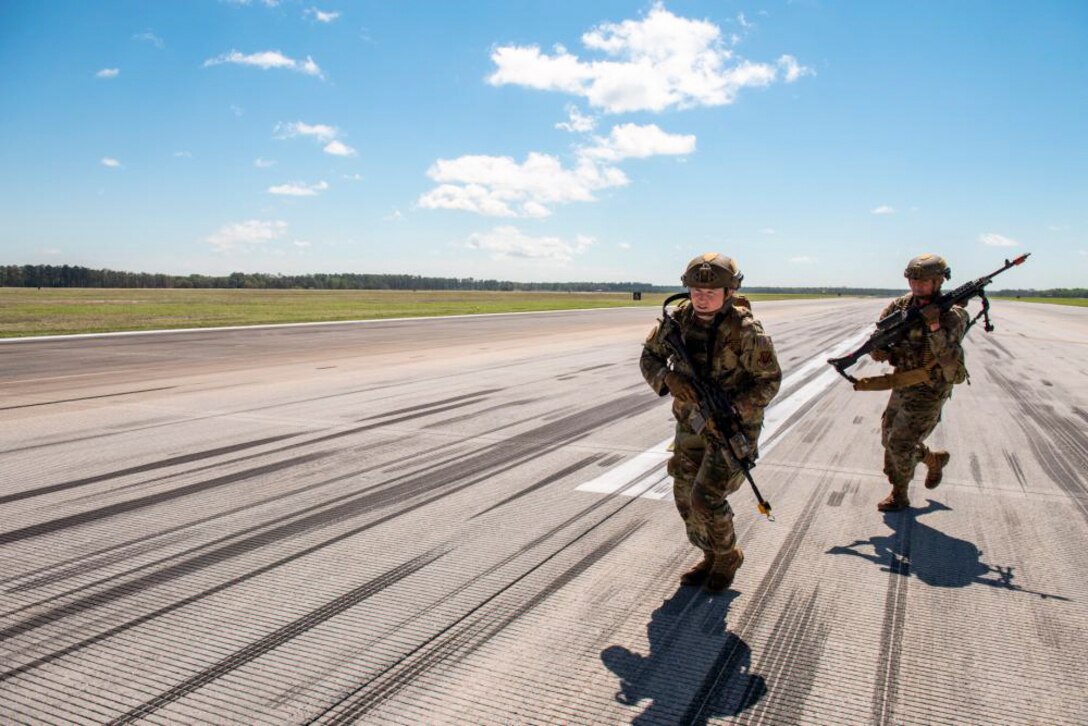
0, 1, 1084, 288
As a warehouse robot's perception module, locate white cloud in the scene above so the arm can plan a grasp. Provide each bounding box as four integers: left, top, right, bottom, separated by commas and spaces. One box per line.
133, 30, 164, 48
418, 152, 628, 218
980, 233, 1018, 247
204, 50, 324, 79
871, 205, 895, 215
267, 180, 329, 196
100, 157, 121, 168
305, 7, 340, 22
580, 123, 695, 162
556, 105, 597, 133
96, 68, 119, 78
343, 173, 363, 181
466, 226, 596, 263
275, 121, 339, 141
294, 240, 312, 248
618, 242, 632, 249
323, 140, 357, 156
789, 255, 816, 264
777, 54, 813, 83
206, 219, 288, 251
384, 210, 404, 221
488, 3, 812, 113
254, 157, 277, 168
174, 151, 192, 158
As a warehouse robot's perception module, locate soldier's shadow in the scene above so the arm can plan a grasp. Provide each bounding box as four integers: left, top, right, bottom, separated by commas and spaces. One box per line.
827, 499, 1067, 599
601, 587, 765, 725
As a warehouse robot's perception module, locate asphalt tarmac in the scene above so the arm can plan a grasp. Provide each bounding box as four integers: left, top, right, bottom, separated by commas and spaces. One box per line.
1, 298, 1085, 725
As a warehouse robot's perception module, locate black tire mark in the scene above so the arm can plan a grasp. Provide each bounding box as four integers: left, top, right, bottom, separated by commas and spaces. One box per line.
871, 511, 913, 726
0, 395, 656, 674
108, 549, 448, 725
0, 433, 301, 505
312, 521, 647, 724
0, 386, 177, 411
421, 398, 539, 429
470, 453, 606, 519
356, 389, 502, 421
0, 451, 332, 546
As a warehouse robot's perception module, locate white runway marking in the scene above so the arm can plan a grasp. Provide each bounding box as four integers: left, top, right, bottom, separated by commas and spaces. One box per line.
576, 328, 873, 501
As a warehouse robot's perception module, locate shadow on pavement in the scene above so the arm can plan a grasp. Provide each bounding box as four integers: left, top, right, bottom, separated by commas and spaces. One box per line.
601, 587, 765, 724
827, 498, 1068, 600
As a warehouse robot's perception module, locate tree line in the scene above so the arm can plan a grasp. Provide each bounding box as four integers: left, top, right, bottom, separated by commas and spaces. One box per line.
1, 264, 1082, 297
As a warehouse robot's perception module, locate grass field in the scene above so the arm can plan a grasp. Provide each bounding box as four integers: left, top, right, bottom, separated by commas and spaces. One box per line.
0, 288, 834, 338
995, 296, 1088, 307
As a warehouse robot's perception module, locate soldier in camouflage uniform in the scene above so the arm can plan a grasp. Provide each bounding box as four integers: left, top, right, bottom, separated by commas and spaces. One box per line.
640, 254, 781, 592
871, 254, 969, 511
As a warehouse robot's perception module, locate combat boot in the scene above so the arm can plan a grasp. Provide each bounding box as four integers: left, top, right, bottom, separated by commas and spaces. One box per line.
680, 553, 714, 586
877, 487, 910, 512
704, 547, 744, 593
923, 449, 951, 490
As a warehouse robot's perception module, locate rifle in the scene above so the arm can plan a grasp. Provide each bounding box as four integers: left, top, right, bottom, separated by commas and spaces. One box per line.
658, 293, 774, 520
828, 254, 1030, 385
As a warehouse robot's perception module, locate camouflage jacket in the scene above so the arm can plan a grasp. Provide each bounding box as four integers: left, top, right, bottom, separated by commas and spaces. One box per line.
640, 296, 782, 426
877, 293, 970, 384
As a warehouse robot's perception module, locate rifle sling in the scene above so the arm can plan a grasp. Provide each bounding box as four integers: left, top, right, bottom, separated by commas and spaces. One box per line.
852, 357, 940, 392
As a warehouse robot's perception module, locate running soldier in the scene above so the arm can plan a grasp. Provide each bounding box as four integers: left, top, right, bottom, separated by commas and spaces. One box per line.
640, 253, 781, 592
871, 254, 969, 511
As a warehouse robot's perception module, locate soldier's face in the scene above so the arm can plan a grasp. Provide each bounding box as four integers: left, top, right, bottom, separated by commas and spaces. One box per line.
690, 286, 729, 315
908, 278, 940, 300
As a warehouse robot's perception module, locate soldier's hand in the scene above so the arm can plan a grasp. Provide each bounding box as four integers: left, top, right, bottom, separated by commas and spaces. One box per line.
870, 348, 890, 363
664, 371, 699, 404
921, 304, 941, 332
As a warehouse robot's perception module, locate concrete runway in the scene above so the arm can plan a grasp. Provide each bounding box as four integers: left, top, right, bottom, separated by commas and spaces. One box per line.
1, 298, 1086, 725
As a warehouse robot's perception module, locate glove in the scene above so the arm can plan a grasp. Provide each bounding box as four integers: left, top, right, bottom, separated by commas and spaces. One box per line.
664, 371, 699, 404
870, 348, 890, 362
921, 304, 941, 332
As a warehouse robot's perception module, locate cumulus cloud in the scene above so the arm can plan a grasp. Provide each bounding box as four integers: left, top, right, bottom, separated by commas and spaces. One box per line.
268, 180, 329, 196
556, 105, 597, 133
96, 68, 119, 78
323, 140, 357, 156
133, 30, 164, 48
100, 157, 121, 168
305, 7, 340, 22
579, 123, 695, 161
418, 152, 628, 218
871, 205, 895, 215
204, 50, 324, 79
980, 233, 1018, 247
466, 226, 596, 263
206, 219, 288, 251
488, 3, 812, 113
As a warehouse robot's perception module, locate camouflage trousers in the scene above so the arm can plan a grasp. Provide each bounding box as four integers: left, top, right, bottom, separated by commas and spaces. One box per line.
881, 383, 952, 488
667, 420, 761, 557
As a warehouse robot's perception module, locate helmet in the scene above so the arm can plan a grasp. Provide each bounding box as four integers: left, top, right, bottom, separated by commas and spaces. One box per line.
904, 253, 951, 282
681, 253, 743, 289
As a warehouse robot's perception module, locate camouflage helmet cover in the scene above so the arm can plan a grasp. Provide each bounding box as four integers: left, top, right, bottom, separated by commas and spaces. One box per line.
904, 253, 951, 281
681, 252, 743, 289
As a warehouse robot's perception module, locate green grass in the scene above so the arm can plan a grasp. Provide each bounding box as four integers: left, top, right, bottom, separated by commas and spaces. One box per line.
994, 296, 1088, 307
0, 287, 835, 338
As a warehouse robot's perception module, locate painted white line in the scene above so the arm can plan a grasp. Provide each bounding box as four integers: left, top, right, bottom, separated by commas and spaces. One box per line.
576, 327, 873, 500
